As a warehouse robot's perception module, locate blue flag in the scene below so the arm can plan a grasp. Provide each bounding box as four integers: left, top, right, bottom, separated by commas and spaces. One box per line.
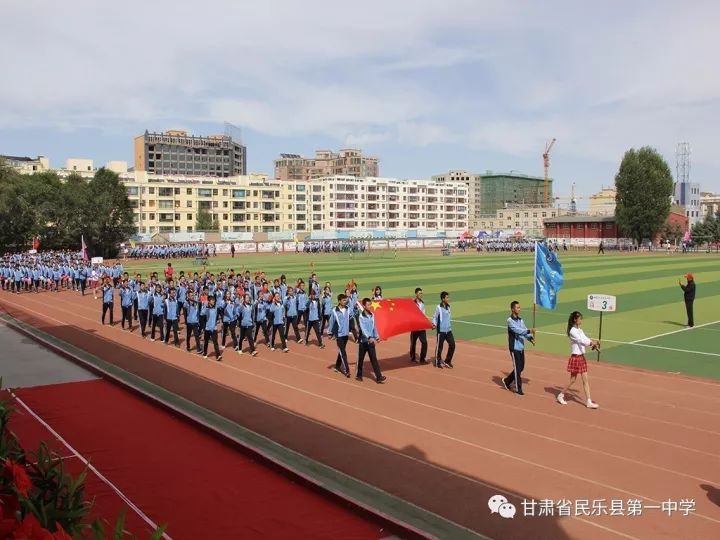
534, 242, 564, 309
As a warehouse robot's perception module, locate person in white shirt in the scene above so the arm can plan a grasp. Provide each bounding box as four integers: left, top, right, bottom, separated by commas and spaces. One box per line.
557, 311, 600, 409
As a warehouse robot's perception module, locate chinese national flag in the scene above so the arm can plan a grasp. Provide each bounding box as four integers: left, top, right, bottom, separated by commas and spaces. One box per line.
364, 298, 432, 340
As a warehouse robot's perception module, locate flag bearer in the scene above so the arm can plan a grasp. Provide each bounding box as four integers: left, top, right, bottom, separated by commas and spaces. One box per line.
433, 291, 455, 369
502, 301, 535, 395
356, 298, 386, 384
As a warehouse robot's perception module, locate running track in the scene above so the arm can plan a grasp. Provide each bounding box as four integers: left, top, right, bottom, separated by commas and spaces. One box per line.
1, 290, 719, 539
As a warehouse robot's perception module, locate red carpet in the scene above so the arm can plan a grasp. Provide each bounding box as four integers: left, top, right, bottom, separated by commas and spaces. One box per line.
8, 380, 387, 539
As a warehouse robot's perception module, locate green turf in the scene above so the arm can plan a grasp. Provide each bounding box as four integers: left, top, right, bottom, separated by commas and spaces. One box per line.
122, 251, 720, 379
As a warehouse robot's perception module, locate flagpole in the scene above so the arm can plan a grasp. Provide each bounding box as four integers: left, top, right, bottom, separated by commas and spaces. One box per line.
533, 241, 538, 330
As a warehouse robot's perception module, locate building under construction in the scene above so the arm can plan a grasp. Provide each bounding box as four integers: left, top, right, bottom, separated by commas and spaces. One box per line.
478, 172, 550, 215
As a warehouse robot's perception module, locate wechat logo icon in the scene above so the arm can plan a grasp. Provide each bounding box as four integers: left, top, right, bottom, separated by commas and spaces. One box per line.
489, 495, 516, 519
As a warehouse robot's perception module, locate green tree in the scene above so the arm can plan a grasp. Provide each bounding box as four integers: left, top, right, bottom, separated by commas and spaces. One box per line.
614, 147, 674, 244
195, 207, 217, 231
660, 222, 684, 243
0, 163, 35, 251
85, 168, 136, 258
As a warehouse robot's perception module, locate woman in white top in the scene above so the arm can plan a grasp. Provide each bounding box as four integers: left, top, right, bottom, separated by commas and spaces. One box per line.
557, 311, 600, 409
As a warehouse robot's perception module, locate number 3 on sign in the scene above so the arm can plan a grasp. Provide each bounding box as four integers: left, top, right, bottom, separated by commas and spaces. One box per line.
587, 294, 617, 312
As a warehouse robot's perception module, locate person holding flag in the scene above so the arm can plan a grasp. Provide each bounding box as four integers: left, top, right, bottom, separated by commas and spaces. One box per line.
409, 287, 431, 364
433, 292, 455, 369
502, 301, 535, 395
355, 298, 386, 384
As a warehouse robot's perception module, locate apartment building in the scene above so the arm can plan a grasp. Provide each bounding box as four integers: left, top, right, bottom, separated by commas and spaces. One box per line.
315, 175, 468, 232
0, 155, 50, 174
274, 149, 379, 181
700, 192, 720, 218
476, 205, 564, 237
134, 130, 247, 177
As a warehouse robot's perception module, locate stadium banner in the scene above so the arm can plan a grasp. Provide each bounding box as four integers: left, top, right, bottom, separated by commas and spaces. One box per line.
283, 242, 304, 251
388, 240, 407, 249
221, 232, 253, 241
235, 243, 257, 253
168, 232, 205, 242
91, 257, 104, 265
424, 239, 444, 248
257, 242, 276, 252
369, 240, 388, 250
213, 243, 230, 254
407, 239, 423, 248
268, 232, 293, 241
309, 231, 336, 240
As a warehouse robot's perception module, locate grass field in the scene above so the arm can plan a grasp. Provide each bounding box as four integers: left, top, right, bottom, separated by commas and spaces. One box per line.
123, 250, 720, 379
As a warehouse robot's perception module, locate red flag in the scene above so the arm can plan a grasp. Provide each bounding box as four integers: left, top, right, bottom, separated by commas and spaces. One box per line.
363, 298, 432, 340
81, 235, 89, 261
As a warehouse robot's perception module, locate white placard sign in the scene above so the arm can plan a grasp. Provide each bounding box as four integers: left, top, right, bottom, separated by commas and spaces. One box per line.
587, 294, 616, 312
91, 257, 104, 265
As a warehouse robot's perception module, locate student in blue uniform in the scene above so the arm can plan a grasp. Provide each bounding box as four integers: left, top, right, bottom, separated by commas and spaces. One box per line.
237, 294, 257, 356
254, 296, 270, 347
221, 291, 238, 350
150, 285, 165, 341
320, 286, 334, 337
201, 296, 222, 361
409, 288, 431, 364
296, 281, 309, 329
502, 300, 535, 395
305, 289, 324, 348
269, 293, 289, 352
136, 282, 150, 338
132, 273, 142, 320
284, 287, 302, 343
100, 278, 114, 325
164, 288, 181, 346
433, 291, 455, 369
356, 298, 386, 383
185, 290, 202, 353
329, 294, 352, 377
119, 280, 135, 331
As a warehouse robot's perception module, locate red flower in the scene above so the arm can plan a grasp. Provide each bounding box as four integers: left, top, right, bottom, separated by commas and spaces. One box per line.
10, 514, 53, 539
3, 461, 32, 497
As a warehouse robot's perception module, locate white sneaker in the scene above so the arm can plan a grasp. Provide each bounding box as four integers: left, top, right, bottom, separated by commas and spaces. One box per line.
557, 393, 567, 405
586, 399, 599, 409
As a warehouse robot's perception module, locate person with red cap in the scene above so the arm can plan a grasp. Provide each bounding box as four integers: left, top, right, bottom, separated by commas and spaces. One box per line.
679, 273, 696, 327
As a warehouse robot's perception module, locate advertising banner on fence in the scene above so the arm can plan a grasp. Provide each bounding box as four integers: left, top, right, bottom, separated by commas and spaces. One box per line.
407, 239, 423, 248
235, 243, 257, 253
257, 242, 276, 252
388, 240, 406, 249
424, 239, 445, 247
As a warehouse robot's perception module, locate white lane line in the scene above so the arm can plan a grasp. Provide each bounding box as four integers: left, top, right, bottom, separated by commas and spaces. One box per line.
11, 394, 171, 540
630, 320, 720, 344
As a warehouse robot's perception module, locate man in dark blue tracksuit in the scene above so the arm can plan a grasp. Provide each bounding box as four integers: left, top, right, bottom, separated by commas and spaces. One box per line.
503, 300, 535, 395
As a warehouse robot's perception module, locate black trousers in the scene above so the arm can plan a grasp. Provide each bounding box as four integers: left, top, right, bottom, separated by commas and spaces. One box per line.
321, 315, 331, 335
121, 305, 133, 329
298, 309, 308, 329
151, 314, 164, 340
222, 321, 238, 349
349, 317, 359, 340
357, 341, 382, 379
335, 336, 349, 373
186, 323, 201, 352
133, 298, 139, 320
238, 325, 255, 352
504, 350, 525, 391
271, 324, 287, 349
102, 302, 114, 325
255, 320, 269, 344
305, 320, 323, 346
410, 330, 428, 361
164, 318, 180, 345
435, 331, 455, 365
203, 330, 221, 358
285, 316, 301, 341
685, 299, 694, 327
138, 309, 149, 337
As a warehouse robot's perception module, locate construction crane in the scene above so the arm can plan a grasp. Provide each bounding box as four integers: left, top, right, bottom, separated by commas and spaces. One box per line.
554, 181, 585, 213
543, 138, 556, 206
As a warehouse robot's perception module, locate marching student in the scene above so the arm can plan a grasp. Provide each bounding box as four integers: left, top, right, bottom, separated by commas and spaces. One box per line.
185, 290, 202, 353
557, 311, 600, 409
201, 295, 222, 361
221, 291, 239, 351
320, 286, 334, 337
409, 287, 431, 364
136, 282, 150, 338
502, 301, 535, 395
269, 293, 289, 352
284, 287, 302, 343
100, 278, 114, 325
119, 280, 135, 331
433, 291, 455, 369
237, 294, 258, 356
254, 296, 271, 347
305, 289, 324, 348
296, 280, 309, 330
329, 293, 352, 378
132, 273, 142, 320
150, 285, 165, 341
164, 288, 181, 346
356, 298, 386, 384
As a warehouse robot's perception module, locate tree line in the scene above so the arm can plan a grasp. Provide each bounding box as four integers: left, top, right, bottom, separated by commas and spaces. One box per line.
0, 161, 136, 257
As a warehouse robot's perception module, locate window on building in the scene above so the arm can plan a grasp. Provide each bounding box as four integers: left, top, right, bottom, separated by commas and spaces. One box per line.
186, 188, 192, 195
148, 187, 155, 194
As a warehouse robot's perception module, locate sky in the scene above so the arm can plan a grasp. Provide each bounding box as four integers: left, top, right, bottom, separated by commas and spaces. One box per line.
1, 0, 719, 200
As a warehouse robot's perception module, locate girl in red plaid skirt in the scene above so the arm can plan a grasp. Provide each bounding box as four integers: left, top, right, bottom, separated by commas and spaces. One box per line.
557, 311, 600, 409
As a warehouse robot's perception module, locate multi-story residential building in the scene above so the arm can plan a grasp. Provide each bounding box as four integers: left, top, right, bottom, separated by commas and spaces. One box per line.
474, 205, 563, 237
134, 130, 246, 177
122, 173, 467, 236
432, 170, 551, 229
316, 175, 467, 232
0, 155, 50, 174
588, 186, 616, 215
673, 180, 702, 226
699, 192, 720, 219
274, 149, 379, 181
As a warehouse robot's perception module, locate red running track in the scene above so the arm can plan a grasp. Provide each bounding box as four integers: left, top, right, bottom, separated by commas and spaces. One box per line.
7, 379, 389, 539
